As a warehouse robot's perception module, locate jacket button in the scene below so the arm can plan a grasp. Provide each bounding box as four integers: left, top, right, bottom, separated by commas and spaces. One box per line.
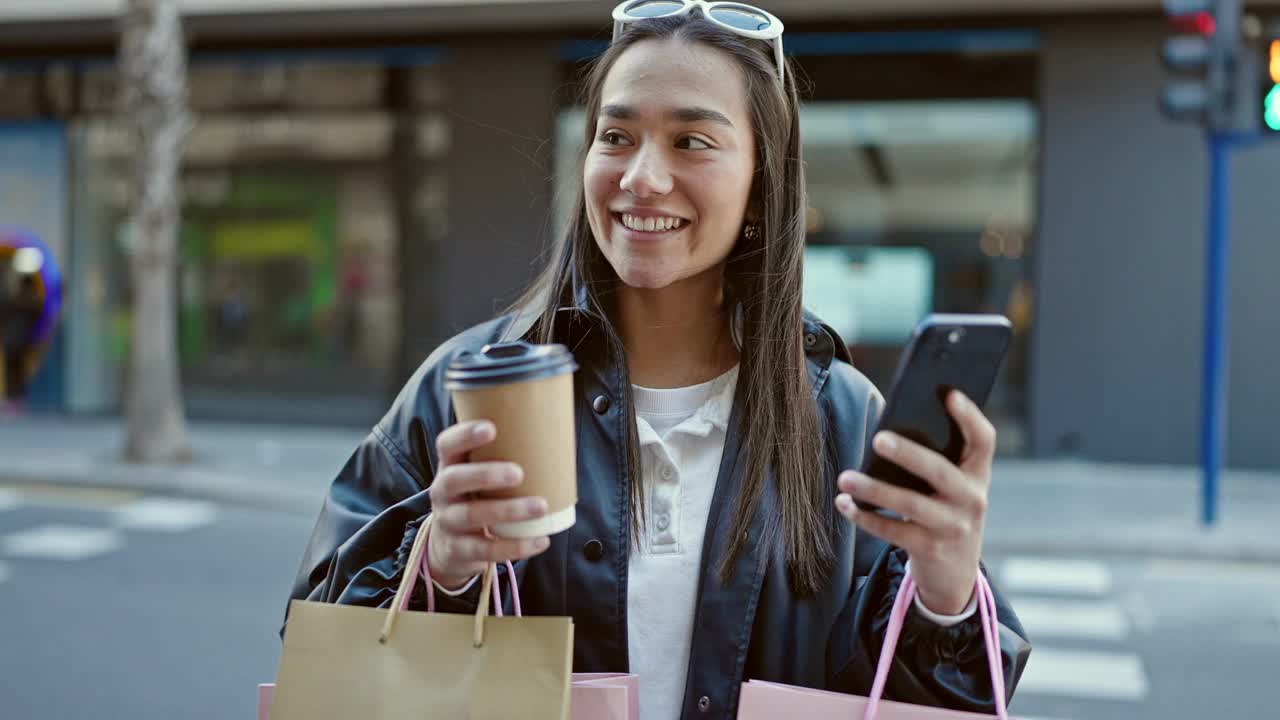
698, 695, 711, 712
592, 395, 610, 414
583, 539, 605, 562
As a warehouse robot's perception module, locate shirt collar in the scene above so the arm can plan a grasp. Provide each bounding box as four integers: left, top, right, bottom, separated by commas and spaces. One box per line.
634, 364, 739, 445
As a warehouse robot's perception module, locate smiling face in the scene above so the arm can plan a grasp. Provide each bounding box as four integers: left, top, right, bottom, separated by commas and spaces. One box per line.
583, 36, 757, 290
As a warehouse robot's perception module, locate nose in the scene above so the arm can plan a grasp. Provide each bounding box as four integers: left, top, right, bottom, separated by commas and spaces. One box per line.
619, 143, 673, 199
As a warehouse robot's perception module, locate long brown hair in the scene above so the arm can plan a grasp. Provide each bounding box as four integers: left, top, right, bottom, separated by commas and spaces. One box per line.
508, 14, 833, 595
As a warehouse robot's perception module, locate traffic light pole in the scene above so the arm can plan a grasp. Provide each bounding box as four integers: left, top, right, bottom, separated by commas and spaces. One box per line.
1200, 131, 1231, 528
1199, 129, 1277, 528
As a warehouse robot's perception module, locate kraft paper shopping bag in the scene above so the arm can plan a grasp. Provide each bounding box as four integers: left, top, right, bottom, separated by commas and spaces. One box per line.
268, 515, 574, 720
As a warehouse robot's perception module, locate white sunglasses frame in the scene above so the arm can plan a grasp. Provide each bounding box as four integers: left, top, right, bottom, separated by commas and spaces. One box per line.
611, 0, 786, 85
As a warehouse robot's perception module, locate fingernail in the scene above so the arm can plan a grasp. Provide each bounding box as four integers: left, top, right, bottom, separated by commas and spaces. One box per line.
527, 498, 548, 514
473, 421, 494, 440
505, 465, 523, 484
875, 432, 897, 453
535, 537, 550, 550
836, 494, 855, 513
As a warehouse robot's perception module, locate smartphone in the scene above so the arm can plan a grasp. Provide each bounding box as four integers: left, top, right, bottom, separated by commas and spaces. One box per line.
858, 314, 1012, 509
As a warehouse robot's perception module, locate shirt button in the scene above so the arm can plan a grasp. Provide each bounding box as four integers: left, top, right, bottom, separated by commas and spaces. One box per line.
698, 695, 711, 713
592, 395, 610, 414
583, 539, 604, 562
656, 513, 670, 531
661, 465, 674, 480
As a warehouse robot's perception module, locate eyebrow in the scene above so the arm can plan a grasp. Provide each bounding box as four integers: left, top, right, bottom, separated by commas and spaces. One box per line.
600, 103, 735, 127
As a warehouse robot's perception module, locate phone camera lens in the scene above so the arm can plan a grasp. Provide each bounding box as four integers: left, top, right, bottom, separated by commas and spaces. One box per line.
947, 328, 964, 344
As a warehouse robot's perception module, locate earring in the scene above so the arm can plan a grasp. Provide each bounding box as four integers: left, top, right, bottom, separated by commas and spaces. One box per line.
743, 223, 760, 241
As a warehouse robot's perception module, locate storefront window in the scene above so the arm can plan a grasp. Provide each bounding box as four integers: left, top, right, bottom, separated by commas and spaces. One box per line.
66, 58, 428, 422
801, 100, 1036, 453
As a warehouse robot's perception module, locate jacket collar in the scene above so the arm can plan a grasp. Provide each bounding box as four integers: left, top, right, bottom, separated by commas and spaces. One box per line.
539, 268, 849, 376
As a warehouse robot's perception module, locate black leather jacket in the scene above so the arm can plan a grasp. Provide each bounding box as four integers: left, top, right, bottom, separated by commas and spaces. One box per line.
287, 290, 1032, 720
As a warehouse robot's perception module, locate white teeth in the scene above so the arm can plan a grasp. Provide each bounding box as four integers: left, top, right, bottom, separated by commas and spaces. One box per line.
621, 214, 684, 232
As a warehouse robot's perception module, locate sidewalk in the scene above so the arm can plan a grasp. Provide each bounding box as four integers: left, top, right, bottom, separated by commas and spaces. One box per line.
0, 415, 364, 518
2, 414, 1277, 562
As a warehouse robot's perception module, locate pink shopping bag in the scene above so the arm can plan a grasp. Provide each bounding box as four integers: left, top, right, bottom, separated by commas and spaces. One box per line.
737, 568, 1020, 720
571, 673, 640, 720
263, 526, 638, 720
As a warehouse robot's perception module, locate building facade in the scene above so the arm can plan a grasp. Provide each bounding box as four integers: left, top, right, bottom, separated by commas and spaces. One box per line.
2, 0, 1278, 467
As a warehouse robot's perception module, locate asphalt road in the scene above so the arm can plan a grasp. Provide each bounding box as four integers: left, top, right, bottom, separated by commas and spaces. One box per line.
1, 484, 1276, 720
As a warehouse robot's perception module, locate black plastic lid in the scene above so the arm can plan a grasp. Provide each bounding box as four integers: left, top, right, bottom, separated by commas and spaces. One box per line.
446, 341, 578, 390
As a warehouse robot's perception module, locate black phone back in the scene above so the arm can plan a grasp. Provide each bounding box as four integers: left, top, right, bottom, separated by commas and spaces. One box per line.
861, 314, 1012, 498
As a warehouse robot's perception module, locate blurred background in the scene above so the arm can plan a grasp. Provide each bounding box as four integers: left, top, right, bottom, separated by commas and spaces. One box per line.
1, 1, 1279, 719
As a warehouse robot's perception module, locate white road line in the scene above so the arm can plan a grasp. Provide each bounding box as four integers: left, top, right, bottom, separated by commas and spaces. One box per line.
1001, 557, 1112, 597
2, 524, 124, 561
0, 488, 22, 512
1017, 647, 1149, 701
1009, 596, 1131, 641
113, 498, 218, 532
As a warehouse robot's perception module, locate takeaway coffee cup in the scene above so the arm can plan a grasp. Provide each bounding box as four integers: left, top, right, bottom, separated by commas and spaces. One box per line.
446, 341, 579, 538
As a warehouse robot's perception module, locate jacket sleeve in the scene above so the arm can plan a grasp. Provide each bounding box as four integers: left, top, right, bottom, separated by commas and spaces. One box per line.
283, 363, 497, 634
827, 543, 1031, 712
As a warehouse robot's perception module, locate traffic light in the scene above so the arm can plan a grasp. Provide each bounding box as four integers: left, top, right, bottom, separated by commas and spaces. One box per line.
1265, 38, 1280, 131
1160, 0, 1242, 129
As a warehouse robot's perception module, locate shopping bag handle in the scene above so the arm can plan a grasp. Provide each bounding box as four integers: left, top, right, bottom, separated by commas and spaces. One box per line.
378, 514, 521, 647
863, 568, 1009, 720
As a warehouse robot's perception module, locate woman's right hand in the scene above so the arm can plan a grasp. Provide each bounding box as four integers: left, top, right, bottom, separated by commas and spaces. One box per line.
426, 420, 552, 591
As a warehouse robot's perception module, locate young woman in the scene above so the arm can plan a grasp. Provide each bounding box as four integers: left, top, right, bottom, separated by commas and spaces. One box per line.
288, 3, 1031, 719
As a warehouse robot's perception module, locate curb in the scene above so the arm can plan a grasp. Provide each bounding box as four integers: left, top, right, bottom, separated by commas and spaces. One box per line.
0, 463, 323, 516
982, 535, 1280, 565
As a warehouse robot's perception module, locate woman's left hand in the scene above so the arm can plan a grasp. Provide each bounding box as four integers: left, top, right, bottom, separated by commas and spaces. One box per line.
835, 390, 996, 615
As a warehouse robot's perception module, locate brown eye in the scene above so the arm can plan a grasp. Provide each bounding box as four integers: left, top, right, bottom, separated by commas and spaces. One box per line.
599, 130, 633, 146
676, 135, 712, 150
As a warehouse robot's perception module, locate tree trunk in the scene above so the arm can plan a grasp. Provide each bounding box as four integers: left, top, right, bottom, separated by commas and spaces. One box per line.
119, 0, 192, 463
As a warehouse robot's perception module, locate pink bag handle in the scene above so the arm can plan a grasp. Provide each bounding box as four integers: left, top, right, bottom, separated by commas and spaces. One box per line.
379, 514, 523, 647
408, 518, 523, 618
863, 568, 1009, 720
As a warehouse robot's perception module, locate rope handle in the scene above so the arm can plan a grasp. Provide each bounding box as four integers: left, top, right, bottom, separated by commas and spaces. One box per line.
378, 514, 521, 646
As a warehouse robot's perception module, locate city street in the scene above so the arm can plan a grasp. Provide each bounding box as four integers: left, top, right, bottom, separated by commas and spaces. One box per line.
0, 485, 311, 720
1, 483, 1277, 719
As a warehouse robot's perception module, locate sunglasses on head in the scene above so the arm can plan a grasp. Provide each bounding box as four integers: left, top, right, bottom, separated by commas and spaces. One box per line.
611, 0, 786, 85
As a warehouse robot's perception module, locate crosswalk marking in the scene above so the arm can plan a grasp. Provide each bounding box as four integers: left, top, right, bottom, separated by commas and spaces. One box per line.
1009, 596, 1131, 641
113, 498, 218, 532
2, 524, 124, 561
1017, 647, 1149, 701
0, 488, 22, 513
1002, 557, 1112, 597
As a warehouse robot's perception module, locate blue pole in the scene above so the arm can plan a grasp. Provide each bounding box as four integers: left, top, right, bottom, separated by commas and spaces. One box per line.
1201, 132, 1231, 528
